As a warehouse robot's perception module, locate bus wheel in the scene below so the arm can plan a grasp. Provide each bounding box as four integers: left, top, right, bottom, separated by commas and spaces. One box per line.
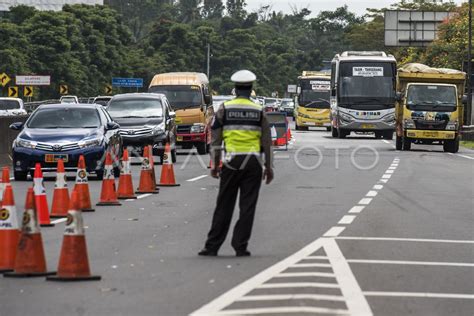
331, 127, 338, 138
337, 129, 347, 139
374, 132, 382, 139
384, 131, 394, 140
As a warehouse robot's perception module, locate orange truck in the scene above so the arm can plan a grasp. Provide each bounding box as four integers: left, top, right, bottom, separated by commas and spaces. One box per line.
148, 72, 213, 154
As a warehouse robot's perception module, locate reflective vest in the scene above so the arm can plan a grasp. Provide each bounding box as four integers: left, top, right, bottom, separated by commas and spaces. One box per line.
222, 97, 263, 154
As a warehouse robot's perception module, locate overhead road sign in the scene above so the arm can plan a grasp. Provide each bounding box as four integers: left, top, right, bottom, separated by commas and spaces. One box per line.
8, 86, 18, 98
105, 84, 113, 94
24, 86, 34, 97
384, 10, 455, 47
16, 75, 51, 86
1, 73, 11, 87
60, 85, 69, 95
112, 78, 143, 88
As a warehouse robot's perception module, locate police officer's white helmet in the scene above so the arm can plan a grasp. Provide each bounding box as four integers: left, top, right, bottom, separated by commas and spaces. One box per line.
231, 70, 257, 84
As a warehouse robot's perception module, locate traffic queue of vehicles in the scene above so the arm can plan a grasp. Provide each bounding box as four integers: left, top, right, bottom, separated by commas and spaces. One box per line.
5, 55, 468, 180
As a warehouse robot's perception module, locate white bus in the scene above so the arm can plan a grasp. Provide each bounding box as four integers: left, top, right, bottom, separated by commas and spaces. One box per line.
330, 51, 397, 139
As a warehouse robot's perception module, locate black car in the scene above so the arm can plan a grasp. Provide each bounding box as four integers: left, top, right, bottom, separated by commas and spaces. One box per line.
106, 93, 177, 163
10, 103, 122, 181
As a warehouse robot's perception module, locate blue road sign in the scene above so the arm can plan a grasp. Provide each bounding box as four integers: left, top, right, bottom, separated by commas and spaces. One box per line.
112, 77, 144, 88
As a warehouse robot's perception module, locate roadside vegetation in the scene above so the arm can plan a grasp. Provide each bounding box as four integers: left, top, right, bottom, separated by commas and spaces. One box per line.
0, 0, 469, 99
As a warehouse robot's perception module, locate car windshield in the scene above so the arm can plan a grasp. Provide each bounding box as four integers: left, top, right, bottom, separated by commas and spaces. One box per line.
149, 85, 202, 109
0, 100, 20, 110
28, 108, 101, 128
107, 99, 164, 118
339, 61, 396, 110
407, 85, 457, 112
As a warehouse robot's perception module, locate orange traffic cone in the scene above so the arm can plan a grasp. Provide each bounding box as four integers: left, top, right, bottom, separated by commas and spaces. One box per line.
74, 155, 94, 212
46, 191, 101, 282
97, 152, 121, 206
50, 159, 70, 218
33, 163, 54, 227
4, 188, 55, 278
0, 167, 11, 206
117, 149, 136, 200
136, 146, 159, 194
157, 143, 180, 187
0, 186, 20, 273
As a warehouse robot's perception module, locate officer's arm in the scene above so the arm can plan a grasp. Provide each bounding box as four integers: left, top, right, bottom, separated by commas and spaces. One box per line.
210, 104, 225, 168
260, 114, 273, 170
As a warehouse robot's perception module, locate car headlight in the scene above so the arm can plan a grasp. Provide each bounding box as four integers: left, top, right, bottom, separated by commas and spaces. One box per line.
339, 112, 354, 123
403, 119, 415, 129
151, 123, 165, 135
79, 138, 102, 148
446, 121, 458, 130
190, 123, 206, 133
16, 139, 37, 149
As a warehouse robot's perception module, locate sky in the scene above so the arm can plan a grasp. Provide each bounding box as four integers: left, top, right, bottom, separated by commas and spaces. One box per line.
245, 0, 467, 16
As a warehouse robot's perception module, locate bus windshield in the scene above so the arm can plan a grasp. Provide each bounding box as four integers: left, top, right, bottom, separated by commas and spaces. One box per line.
338, 62, 395, 110
298, 79, 330, 109
149, 85, 202, 109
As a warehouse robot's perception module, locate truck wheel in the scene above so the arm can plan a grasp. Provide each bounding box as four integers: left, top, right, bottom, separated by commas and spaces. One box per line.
395, 135, 402, 150
14, 171, 28, 181
402, 137, 411, 151
443, 138, 459, 153
331, 127, 338, 138
384, 131, 394, 140
196, 142, 207, 155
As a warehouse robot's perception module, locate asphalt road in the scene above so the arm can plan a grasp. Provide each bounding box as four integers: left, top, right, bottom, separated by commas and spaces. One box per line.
1, 123, 473, 316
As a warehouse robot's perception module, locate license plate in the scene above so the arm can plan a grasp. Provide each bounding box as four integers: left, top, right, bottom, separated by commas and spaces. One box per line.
45, 154, 68, 163
176, 136, 183, 142
361, 124, 375, 129
424, 132, 439, 138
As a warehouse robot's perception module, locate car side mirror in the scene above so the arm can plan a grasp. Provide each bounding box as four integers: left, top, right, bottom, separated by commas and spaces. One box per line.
106, 122, 120, 130
9, 122, 24, 130
461, 94, 468, 105
169, 111, 176, 119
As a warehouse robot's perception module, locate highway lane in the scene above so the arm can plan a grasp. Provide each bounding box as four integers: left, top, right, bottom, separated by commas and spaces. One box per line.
0, 126, 473, 316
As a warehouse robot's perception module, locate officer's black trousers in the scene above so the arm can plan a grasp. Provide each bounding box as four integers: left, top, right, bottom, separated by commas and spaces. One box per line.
205, 155, 263, 252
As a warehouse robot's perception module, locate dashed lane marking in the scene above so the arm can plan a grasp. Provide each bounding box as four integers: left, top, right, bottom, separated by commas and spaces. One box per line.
347, 259, 474, 267
366, 190, 378, 197
338, 215, 356, 225
323, 226, 346, 237
373, 184, 383, 190
358, 198, 372, 205
381, 174, 392, 179
348, 206, 365, 214
187, 175, 208, 182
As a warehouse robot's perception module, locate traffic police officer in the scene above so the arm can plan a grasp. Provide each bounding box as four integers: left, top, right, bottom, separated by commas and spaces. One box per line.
199, 70, 274, 257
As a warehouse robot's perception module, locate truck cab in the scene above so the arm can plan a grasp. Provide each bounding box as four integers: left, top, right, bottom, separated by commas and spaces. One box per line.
148, 72, 212, 154
395, 64, 466, 153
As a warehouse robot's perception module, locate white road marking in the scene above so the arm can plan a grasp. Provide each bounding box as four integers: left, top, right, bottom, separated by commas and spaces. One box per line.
382, 140, 391, 144
292, 263, 332, 268
324, 238, 373, 315
125, 199, 136, 202
275, 272, 335, 278
381, 174, 392, 179
334, 236, 474, 244
347, 259, 474, 267
304, 255, 329, 260
187, 175, 208, 182
338, 215, 356, 225
236, 294, 345, 302
9, 177, 14, 181
455, 154, 474, 160
379, 179, 388, 183
213, 306, 350, 315
358, 198, 372, 205
373, 184, 383, 190
385, 169, 394, 174
363, 291, 474, 300
366, 190, 378, 197
137, 194, 151, 199
258, 282, 340, 289
349, 206, 365, 214
323, 226, 346, 237
51, 218, 67, 224
388, 166, 397, 170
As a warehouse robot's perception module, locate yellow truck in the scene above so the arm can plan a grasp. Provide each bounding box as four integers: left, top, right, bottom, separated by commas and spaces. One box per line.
149, 72, 212, 154
295, 71, 331, 131
395, 64, 467, 153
